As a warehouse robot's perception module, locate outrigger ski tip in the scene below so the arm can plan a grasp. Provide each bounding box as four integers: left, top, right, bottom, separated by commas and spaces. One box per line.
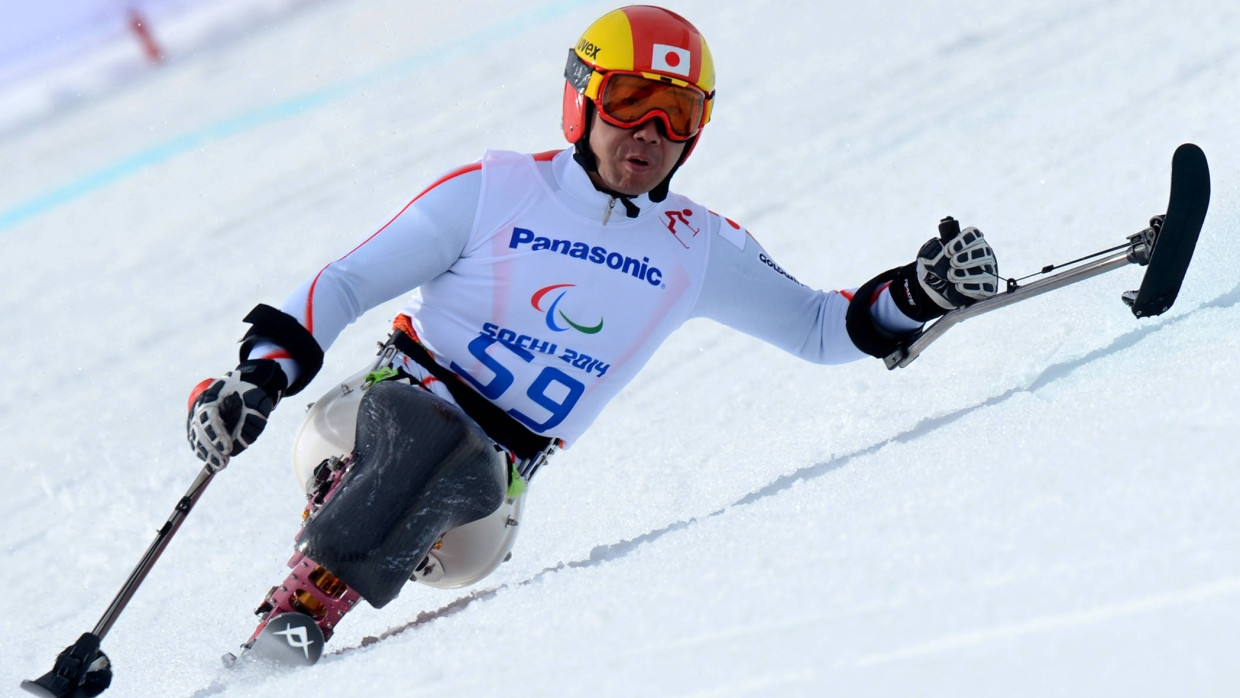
885, 142, 1210, 370
1123, 143, 1210, 317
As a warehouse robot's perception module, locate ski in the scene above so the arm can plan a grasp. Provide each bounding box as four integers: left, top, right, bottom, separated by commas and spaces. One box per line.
226, 613, 325, 667
885, 142, 1211, 369
1123, 142, 1211, 317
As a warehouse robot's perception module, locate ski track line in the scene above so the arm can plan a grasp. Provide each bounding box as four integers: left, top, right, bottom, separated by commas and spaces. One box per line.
0, 0, 591, 234
849, 576, 1240, 667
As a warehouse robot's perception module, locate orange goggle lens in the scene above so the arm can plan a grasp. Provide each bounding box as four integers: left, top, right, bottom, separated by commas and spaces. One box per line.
596, 73, 706, 142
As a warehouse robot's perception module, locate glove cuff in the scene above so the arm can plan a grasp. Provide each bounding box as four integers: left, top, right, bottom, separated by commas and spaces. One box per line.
890, 262, 950, 323
236, 359, 289, 404
845, 268, 907, 359
238, 304, 324, 395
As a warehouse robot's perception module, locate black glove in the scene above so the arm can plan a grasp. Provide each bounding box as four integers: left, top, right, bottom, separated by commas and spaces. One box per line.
891, 225, 999, 322
186, 359, 287, 471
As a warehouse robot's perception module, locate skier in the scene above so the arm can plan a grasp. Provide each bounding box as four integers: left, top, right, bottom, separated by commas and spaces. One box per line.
187, 5, 1000, 655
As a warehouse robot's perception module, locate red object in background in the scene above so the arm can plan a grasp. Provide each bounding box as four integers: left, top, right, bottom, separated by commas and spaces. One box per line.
128, 9, 164, 63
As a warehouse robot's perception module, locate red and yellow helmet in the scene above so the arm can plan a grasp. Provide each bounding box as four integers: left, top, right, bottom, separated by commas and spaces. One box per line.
562, 6, 715, 144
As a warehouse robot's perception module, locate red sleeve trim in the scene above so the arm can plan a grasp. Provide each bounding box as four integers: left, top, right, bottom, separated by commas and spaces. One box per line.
304, 161, 483, 333
839, 281, 890, 305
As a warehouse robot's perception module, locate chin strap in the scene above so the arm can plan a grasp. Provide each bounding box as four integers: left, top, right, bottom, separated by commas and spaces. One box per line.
572, 136, 598, 172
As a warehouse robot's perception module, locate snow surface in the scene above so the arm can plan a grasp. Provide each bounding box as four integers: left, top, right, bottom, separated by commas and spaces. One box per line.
3, 0, 1239, 696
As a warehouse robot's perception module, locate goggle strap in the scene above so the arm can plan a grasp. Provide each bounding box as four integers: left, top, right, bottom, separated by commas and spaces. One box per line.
564, 50, 593, 93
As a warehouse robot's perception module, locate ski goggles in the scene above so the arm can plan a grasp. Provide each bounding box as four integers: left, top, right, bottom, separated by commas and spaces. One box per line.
566, 50, 712, 141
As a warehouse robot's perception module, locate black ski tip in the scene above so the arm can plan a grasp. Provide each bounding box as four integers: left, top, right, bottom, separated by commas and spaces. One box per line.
1173, 143, 1210, 193
1175, 141, 1206, 160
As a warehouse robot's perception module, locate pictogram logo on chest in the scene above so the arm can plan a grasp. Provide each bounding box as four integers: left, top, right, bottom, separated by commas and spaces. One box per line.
664, 208, 700, 249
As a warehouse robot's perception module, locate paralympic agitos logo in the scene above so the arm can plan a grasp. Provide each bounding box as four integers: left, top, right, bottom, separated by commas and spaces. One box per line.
531, 284, 603, 334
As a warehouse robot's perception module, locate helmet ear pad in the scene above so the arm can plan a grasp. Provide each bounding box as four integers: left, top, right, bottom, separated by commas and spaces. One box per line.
562, 81, 588, 144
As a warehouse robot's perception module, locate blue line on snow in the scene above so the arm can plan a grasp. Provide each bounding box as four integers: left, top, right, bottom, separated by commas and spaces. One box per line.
0, 0, 591, 234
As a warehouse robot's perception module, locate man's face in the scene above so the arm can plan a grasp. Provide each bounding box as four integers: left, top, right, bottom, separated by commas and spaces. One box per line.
586, 111, 687, 197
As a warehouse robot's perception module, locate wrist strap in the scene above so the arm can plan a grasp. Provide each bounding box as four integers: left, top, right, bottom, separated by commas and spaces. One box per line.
845, 268, 909, 358
238, 304, 324, 395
